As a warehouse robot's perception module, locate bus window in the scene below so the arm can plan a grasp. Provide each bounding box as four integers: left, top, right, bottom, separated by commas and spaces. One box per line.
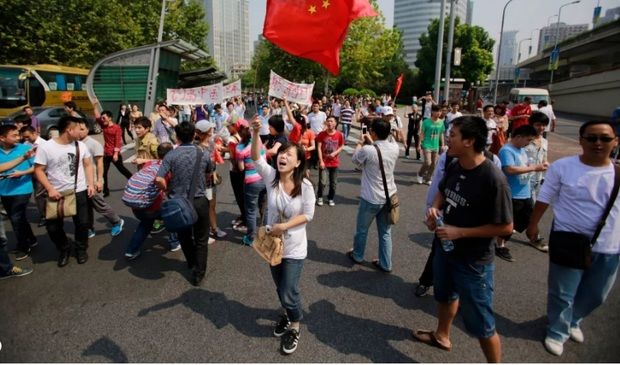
28, 77, 45, 106
55, 74, 66, 91
74, 75, 83, 91
0, 67, 27, 109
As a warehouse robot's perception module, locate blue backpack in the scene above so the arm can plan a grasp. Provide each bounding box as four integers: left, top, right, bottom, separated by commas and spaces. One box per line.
122, 162, 161, 209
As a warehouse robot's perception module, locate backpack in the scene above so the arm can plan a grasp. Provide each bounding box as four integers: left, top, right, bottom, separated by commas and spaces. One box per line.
122, 162, 161, 209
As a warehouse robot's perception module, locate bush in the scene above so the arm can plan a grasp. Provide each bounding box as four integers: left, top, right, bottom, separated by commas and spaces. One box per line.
342, 88, 359, 97
359, 88, 377, 98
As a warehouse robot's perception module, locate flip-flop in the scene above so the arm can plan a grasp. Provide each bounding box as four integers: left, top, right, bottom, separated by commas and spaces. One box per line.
371, 259, 392, 273
412, 329, 452, 351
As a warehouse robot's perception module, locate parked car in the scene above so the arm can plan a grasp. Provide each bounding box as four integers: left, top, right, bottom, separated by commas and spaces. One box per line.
1, 106, 102, 139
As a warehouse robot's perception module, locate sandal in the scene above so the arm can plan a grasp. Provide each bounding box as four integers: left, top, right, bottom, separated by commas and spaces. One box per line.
412, 329, 452, 351
371, 259, 392, 273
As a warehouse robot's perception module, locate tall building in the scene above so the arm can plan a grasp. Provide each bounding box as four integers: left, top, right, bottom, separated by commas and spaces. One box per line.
394, 0, 468, 68
203, 0, 250, 80
466, 0, 474, 25
497, 30, 517, 80
595, 7, 620, 27
537, 22, 588, 52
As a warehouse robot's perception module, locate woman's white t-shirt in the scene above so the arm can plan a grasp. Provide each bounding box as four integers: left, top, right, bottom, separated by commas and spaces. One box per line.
255, 157, 315, 259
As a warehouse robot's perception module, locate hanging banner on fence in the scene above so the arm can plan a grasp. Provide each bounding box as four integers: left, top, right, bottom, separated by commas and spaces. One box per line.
223, 80, 242, 100
268, 70, 314, 105
167, 83, 223, 105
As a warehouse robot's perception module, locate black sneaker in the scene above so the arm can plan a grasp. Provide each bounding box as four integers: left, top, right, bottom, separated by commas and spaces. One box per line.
273, 315, 290, 337
0, 266, 33, 279
38, 218, 47, 227
281, 328, 300, 354
11, 249, 31, 261
495, 246, 515, 262
414, 284, 430, 297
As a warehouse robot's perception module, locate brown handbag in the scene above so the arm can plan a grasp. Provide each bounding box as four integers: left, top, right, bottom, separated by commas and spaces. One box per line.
45, 141, 79, 220
253, 189, 285, 266
374, 144, 400, 225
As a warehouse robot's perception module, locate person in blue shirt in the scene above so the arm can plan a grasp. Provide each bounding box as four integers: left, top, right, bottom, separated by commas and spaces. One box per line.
0, 124, 38, 261
496, 125, 548, 262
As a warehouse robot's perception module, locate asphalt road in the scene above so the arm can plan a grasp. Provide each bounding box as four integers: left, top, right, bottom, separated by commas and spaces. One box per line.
0, 115, 618, 362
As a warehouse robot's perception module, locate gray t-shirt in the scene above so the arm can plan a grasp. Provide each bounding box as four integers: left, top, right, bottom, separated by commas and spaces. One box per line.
157, 144, 212, 199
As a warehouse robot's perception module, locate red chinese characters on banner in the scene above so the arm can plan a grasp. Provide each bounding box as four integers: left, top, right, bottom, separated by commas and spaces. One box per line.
268, 70, 314, 105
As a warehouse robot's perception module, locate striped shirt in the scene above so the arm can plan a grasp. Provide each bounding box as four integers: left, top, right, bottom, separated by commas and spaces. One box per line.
340, 107, 355, 124
236, 140, 266, 184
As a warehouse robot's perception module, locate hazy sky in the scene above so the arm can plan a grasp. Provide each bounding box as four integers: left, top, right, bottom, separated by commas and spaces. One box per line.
248, 0, 620, 58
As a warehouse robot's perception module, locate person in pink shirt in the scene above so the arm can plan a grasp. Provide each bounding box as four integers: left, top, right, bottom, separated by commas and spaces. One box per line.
316, 117, 345, 206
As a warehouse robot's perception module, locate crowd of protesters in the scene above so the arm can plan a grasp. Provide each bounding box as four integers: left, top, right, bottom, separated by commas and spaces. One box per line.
1, 92, 619, 360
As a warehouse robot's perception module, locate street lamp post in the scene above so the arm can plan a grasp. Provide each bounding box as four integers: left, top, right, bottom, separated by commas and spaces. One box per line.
433, 0, 447, 102
549, 0, 581, 85
493, 0, 514, 105
443, 0, 457, 104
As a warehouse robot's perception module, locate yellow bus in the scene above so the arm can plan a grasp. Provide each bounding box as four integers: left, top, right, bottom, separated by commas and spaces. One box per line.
0, 64, 93, 118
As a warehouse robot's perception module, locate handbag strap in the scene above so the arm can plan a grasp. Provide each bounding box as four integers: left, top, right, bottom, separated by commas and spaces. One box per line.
187, 146, 203, 199
74, 141, 79, 190
373, 144, 391, 206
592, 164, 620, 246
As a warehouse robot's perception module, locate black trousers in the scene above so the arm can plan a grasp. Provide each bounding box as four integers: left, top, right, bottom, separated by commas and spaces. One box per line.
177, 197, 210, 276
418, 238, 437, 287
103, 155, 133, 195
1, 194, 37, 251
46, 190, 90, 254
120, 121, 134, 144
229, 170, 246, 224
405, 128, 420, 159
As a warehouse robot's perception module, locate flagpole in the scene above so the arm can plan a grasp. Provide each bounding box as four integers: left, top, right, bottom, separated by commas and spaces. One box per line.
253, 57, 261, 115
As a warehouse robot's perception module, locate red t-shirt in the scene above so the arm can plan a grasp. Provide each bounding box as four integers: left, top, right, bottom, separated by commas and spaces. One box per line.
510, 103, 532, 130
316, 130, 344, 168
97, 118, 122, 156
288, 122, 302, 143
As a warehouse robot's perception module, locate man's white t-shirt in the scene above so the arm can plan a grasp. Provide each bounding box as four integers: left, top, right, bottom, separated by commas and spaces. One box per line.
537, 156, 620, 254
538, 105, 556, 132
485, 118, 497, 145
308, 111, 327, 135
34, 139, 91, 193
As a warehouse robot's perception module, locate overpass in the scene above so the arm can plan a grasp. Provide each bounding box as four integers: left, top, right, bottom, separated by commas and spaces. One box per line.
515, 19, 620, 118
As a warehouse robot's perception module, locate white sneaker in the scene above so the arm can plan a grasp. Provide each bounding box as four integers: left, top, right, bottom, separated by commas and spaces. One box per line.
569, 326, 584, 343
212, 228, 227, 238
415, 176, 423, 184
544, 337, 564, 356
208, 237, 216, 245
316, 198, 324, 206
328, 200, 335, 206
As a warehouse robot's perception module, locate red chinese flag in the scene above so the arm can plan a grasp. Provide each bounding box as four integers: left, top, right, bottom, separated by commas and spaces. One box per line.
394, 73, 404, 98
262, 0, 378, 75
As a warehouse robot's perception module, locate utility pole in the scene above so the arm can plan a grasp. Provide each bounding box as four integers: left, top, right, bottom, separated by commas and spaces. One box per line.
433, 0, 447, 102
493, 0, 514, 105
443, 0, 457, 104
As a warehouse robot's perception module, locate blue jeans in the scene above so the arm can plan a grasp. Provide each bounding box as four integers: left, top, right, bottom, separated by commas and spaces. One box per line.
433, 244, 496, 338
244, 181, 266, 238
0, 215, 11, 275
270, 258, 305, 322
352, 198, 393, 271
547, 253, 619, 342
126, 209, 160, 255
1, 194, 37, 252
341, 123, 351, 140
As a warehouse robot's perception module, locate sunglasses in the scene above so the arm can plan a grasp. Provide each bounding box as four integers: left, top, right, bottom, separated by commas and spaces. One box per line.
581, 135, 616, 143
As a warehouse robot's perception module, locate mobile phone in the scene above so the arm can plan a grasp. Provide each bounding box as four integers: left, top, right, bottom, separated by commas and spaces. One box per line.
362, 125, 368, 135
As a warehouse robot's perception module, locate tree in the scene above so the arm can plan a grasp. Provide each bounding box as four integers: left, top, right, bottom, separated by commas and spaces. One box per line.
415, 18, 495, 92
0, 0, 210, 68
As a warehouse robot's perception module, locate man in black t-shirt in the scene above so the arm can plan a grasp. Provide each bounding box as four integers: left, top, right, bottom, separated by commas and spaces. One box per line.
412, 116, 513, 363
404, 104, 423, 160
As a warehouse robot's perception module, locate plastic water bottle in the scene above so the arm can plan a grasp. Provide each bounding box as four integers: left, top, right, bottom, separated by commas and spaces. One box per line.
435, 216, 454, 252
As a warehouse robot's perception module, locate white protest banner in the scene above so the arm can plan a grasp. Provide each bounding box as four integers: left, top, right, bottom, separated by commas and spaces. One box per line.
268, 70, 314, 105
166, 82, 223, 105
223, 80, 242, 100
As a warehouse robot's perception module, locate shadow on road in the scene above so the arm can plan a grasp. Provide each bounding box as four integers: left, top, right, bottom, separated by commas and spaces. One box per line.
82, 336, 128, 363
409, 232, 435, 249
137, 288, 278, 338
305, 299, 419, 363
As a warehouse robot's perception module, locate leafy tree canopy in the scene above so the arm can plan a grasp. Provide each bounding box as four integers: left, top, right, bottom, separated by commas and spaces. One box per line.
0, 0, 210, 68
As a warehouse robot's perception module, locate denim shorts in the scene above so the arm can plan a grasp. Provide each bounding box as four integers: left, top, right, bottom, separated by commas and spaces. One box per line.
433, 244, 496, 338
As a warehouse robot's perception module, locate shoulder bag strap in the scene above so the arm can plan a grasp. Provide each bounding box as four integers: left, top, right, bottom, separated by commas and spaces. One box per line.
373, 144, 391, 207
74, 141, 80, 191
591, 164, 620, 246
187, 146, 203, 199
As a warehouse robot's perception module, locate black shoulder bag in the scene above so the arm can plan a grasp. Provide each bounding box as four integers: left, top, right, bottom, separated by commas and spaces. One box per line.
373, 144, 400, 225
549, 165, 620, 270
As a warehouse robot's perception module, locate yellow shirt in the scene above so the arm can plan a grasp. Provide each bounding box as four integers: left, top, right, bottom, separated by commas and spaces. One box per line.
136, 132, 159, 160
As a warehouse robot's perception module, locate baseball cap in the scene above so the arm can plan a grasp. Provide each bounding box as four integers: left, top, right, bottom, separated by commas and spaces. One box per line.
195, 119, 215, 133
234, 118, 249, 129
382, 106, 394, 116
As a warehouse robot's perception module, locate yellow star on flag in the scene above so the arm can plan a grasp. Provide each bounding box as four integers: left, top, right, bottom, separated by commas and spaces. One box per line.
322, 0, 330, 9
308, 4, 317, 14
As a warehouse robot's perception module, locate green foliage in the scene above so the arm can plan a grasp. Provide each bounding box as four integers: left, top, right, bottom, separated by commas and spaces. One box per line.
0, 0, 210, 68
415, 18, 495, 91
342, 88, 360, 96
359, 88, 377, 98
243, 0, 415, 97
